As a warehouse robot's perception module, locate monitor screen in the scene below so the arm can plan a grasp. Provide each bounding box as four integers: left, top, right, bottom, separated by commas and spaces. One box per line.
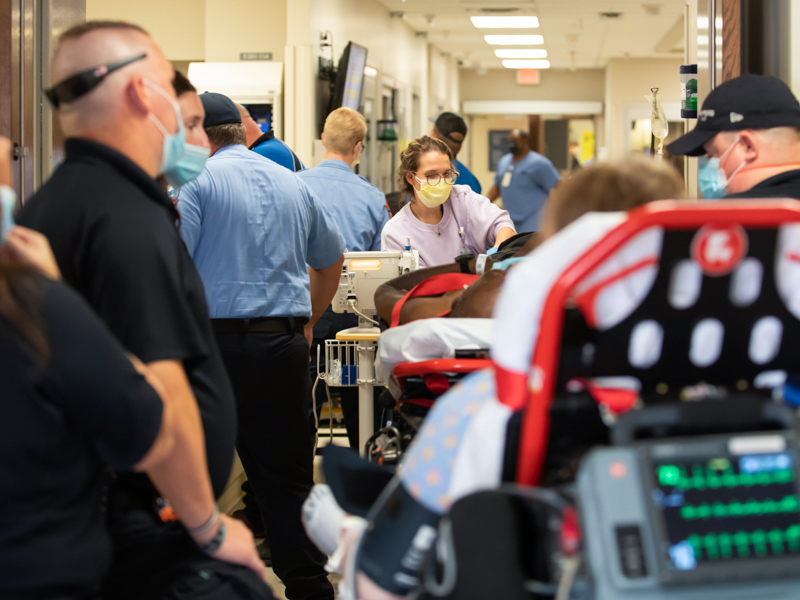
244, 103, 272, 133
336, 42, 367, 110
650, 451, 800, 572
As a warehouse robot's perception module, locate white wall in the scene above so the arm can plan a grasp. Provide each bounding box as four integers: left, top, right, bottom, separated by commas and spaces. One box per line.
460, 68, 605, 103
205, 0, 286, 63
86, 0, 206, 61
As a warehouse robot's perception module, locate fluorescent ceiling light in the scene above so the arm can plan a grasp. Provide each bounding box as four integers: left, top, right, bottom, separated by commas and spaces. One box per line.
471, 16, 539, 28
502, 60, 551, 69
484, 35, 544, 45
364, 65, 378, 77
494, 49, 548, 59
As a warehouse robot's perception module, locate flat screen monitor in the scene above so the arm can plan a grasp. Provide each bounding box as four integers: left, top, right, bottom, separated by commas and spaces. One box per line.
647, 441, 800, 582
332, 42, 368, 111
244, 103, 272, 133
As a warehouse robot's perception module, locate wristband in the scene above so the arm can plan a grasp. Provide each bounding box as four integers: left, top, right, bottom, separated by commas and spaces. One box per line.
475, 254, 489, 275
198, 518, 226, 556
189, 504, 219, 537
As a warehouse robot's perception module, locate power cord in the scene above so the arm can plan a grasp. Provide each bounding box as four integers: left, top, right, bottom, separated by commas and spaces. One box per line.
347, 299, 379, 326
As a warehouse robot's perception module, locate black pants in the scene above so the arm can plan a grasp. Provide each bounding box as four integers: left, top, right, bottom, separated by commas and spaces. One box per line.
215, 329, 333, 600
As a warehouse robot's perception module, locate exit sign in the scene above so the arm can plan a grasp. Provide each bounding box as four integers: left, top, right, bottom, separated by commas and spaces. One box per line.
240, 52, 273, 61
517, 69, 540, 85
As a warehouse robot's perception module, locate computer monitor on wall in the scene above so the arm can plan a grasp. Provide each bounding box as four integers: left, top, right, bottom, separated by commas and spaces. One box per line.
332, 42, 368, 111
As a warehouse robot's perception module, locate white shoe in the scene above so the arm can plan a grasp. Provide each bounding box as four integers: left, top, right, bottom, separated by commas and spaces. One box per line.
302, 484, 346, 555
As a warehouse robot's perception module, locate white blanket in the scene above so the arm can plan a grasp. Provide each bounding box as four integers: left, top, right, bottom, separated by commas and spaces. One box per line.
376, 318, 494, 396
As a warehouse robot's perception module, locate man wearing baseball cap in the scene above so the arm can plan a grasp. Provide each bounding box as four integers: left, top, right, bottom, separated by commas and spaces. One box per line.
667, 74, 800, 199
178, 92, 345, 600
431, 111, 483, 194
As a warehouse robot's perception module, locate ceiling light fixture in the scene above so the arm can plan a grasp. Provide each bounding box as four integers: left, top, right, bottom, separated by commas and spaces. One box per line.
484, 34, 544, 45
494, 49, 548, 59
502, 59, 551, 69
470, 16, 539, 28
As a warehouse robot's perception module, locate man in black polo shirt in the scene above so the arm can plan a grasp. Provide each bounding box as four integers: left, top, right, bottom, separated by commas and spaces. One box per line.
18, 21, 271, 600
667, 74, 800, 199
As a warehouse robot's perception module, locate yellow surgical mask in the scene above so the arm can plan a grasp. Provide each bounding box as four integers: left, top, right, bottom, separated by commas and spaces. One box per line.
414, 176, 452, 208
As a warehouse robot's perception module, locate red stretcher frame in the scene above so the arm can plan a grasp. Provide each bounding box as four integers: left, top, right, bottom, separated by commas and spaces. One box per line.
515, 200, 800, 487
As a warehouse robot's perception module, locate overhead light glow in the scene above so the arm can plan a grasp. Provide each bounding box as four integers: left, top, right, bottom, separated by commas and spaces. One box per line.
502, 59, 551, 69
484, 35, 544, 45
494, 49, 548, 59
470, 16, 539, 28
364, 66, 378, 77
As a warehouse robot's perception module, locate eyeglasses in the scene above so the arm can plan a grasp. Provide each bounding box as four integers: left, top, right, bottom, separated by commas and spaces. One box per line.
358, 142, 366, 155
44, 53, 148, 108
414, 171, 459, 186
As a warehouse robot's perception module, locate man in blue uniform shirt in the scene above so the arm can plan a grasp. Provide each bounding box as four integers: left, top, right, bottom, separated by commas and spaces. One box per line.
430, 111, 482, 195
488, 129, 560, 232
298, 107, 390, 448
237, 103, 305, 171
179, 93, 345, 600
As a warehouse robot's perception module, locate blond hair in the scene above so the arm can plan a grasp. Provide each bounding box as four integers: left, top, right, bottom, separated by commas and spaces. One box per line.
323, 107, 367, 155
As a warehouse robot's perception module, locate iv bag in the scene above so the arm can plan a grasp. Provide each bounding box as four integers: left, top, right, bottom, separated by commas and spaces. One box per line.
646, 89, 669, 141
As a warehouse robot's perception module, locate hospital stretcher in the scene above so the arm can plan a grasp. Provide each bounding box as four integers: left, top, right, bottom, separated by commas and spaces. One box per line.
324, 200, 800, 600
445, 200, 800, 599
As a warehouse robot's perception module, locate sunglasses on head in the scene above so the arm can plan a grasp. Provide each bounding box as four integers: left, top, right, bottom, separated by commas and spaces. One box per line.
44, 53, 147, 108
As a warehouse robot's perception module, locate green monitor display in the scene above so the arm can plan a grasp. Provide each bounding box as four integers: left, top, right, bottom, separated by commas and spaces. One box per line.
650, 452, 800, 573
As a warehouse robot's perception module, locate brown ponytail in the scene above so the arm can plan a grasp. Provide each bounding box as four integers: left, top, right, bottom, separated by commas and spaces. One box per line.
0, 263, 49, 365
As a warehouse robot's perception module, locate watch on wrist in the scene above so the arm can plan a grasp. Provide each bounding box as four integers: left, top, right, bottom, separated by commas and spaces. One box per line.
198, 518, 226, 556
455, 252, 476, 274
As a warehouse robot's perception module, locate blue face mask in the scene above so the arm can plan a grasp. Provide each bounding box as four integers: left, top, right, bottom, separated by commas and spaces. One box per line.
697, 138, 747, 199
0, 186, 16, 242
165, 142, 210, 188
146, 81, 187, 177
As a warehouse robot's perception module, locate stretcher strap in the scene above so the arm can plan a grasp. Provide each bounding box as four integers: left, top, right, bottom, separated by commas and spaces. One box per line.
390, 273, 479, 328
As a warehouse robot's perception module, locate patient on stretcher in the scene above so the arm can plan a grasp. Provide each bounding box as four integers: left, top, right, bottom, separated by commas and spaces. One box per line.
375, 159, 686, 393
305, 159, 686, 599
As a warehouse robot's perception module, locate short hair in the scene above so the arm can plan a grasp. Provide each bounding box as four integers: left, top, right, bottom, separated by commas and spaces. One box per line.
434, 126, 462, 156
205, 123, 246, 148
546, 158, 685, 233
323, 107, 367, 155
58, 20, 149, 45
172, 70, 196, 97
396, 136, 454, 195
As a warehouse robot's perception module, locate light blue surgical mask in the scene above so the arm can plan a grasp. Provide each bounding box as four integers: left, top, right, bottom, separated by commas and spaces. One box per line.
697, 137, 747, 199
0, 186, 16, 242
164, 142, 210, 188
146, 80, 186, 177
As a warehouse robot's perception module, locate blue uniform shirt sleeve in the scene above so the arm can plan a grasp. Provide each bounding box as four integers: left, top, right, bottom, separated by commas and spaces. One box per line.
304, 183, 346, 269
493, 155, 509, 188
370, 201, 391, 251
528, 158, 561, 192
177, 181, 203, 257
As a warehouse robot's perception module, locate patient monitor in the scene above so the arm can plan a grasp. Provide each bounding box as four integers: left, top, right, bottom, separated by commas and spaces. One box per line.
578, 430, 800, 599
333, 251, 419, 327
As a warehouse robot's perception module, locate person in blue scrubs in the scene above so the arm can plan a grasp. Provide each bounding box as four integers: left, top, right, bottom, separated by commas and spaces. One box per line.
487, 129, 561, 233
298, 107, 390, 449
431, 112, 482, 195
237, 102, 304, 171
179, 93, 345, 600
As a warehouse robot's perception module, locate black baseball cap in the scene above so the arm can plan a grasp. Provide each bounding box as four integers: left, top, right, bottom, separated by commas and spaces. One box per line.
667, 74, 800, 156
199, 92, 241, 128
432, 112, 468, 143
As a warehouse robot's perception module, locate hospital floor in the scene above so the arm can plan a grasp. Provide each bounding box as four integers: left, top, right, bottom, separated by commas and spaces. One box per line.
257, 419, 348, 599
